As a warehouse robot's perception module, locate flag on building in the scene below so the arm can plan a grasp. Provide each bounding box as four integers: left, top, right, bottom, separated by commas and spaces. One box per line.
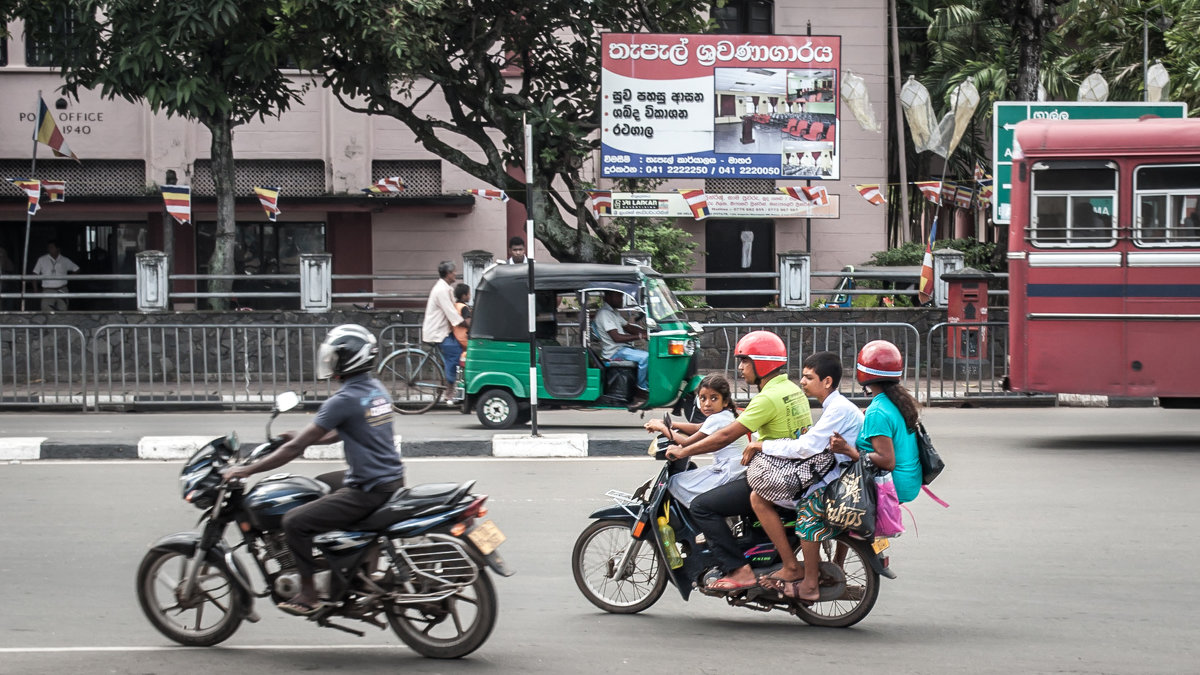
915, 180, 942, 204
940, 180, 957, 204
42, 180, 65, 203
918, 217, 939, 304
7, 178, 41, 215
586, 190, 612, 216
161, 184, 192, 225
677, 189, 711, 220
801, 185, 829, 206
254, 187, 281, 222
779, 186, 805, 201
467, 189, 509, 202
363, 176, 405, 194
854, 184, 886, 206
33, 97, 80, 162
955, 184, 974, 209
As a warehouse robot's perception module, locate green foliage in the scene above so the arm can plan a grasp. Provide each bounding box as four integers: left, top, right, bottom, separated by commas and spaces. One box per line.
607, 178, 702, 306
867, 237, 999, 272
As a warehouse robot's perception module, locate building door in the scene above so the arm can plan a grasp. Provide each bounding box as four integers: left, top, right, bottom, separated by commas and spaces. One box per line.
704, 219, 775, 308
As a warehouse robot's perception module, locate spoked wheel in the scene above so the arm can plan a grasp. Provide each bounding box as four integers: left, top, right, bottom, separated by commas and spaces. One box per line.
136, 548, 245, 646
377, 348, 445, 414
572, 519, 667, 614
386, 566, 498, 659
792, 536, 880, 628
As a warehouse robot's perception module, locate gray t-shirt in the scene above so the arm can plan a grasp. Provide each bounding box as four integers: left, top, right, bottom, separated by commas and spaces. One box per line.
313, 373, 403, 490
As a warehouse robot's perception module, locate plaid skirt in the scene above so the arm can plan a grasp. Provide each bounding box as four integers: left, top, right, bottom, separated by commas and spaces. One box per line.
795, 485, 843, 542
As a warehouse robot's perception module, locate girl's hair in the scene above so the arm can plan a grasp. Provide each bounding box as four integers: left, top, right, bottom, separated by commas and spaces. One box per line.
878, 381, 920, 431
697, 373, 736, 413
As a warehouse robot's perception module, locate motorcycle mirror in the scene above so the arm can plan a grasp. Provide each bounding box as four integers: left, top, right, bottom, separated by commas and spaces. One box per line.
275, 391, 301, 413
662, 412, 672, 432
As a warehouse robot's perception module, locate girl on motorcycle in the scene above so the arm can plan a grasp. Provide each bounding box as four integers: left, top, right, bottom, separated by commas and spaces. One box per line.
643, 374, 746, 507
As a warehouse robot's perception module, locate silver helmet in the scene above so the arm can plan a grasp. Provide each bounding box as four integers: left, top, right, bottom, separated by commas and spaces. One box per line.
316, 324, 378, 380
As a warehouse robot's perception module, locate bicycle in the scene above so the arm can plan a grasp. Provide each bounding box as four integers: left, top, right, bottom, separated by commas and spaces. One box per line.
376, 343, 453, 414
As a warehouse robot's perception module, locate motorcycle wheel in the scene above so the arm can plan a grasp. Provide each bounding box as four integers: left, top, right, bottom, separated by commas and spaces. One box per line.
572, 519, 667, 614
792, 536, 881, 628
136, 548, 245, 646
385, 552, 498, 659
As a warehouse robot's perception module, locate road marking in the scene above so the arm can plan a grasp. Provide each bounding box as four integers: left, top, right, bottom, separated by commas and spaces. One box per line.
0, 644, 407, 653
2, 456, 651, 466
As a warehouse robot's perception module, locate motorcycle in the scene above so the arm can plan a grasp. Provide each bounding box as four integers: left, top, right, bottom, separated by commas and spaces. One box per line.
570, 415, 893, 627
136, 391, 513, 659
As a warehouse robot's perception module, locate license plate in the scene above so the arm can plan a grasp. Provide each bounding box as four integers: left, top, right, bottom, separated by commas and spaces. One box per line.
872, 537, 890, 554
466, 520, 506, 556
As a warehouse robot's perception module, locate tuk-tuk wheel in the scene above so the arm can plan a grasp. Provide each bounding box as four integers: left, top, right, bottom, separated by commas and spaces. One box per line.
476, 388, 519, 429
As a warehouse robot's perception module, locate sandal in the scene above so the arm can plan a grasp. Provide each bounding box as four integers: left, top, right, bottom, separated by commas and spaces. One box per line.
774, 579, 819, 605
757, 571, 803, 592
277, 598, 322, 617
706, 576, 758, 593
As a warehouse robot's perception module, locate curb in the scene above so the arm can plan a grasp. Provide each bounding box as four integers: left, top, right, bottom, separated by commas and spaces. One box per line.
1, 434, 644, 461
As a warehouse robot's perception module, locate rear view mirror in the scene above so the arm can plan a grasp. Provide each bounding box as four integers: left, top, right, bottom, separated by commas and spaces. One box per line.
275, 391, 301, 413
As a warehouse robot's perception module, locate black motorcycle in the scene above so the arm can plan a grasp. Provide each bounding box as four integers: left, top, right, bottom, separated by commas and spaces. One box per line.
571, 415, 892, 627
136, 392, 513, 659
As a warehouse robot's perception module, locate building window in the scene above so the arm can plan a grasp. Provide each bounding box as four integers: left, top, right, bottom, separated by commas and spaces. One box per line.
195, 221, 327, 310
24, 12, 75, 67
713, 0, 773, 35
1, 38, 8, 67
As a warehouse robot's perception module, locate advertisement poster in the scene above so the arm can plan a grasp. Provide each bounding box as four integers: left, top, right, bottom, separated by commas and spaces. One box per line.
607, 192, 839, 219
601, 33, 841, 181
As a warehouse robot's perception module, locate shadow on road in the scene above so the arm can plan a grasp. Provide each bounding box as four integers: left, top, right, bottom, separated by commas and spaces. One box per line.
1025, 434, 1200, 452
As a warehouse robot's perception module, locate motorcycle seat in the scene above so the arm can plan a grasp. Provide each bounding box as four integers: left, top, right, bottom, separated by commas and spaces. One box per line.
351, 480, 477, 531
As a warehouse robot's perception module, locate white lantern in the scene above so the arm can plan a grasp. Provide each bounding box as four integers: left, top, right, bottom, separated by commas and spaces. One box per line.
1078, 70, 1109, 102
840, 71, 881, 133
1147, 61, 1170, 102
900, 76, 936, 152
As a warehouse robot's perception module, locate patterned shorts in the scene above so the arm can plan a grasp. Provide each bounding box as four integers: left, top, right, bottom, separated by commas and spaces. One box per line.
795, 486, 843, 542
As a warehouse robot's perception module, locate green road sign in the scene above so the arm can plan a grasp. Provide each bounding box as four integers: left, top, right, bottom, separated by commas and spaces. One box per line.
991, 101, 1188, 223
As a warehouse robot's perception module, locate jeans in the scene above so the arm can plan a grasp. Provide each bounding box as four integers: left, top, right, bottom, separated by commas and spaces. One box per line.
689, 477, 757, 573
282, 477, 404, 577
611, 346, 648, 391
439, 335, 463, 384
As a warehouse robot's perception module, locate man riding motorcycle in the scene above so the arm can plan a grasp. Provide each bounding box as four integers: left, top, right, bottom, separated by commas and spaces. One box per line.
223, 324, 404, 616
664, 330, 813, 592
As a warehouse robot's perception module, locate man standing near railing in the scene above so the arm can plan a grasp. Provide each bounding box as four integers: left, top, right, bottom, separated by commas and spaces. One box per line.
32, 241, 79, 311
422, 261, 465, 403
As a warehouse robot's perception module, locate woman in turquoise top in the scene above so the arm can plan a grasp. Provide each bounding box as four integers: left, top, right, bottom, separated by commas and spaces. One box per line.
829, 340, 921, 503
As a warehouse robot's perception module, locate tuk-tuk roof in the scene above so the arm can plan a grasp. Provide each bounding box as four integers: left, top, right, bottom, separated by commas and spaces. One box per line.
471, 263, 660, 342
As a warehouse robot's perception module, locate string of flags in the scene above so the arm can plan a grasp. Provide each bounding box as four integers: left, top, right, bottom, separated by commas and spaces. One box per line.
160, 185, 192, 225
677, 189, 710, 220
6, 178, 43, 215
854, 184, 886, 206
466, 189, 509, 202
585, 190, 612, 217
363, 176, 405, 194
253, 186, 281, 222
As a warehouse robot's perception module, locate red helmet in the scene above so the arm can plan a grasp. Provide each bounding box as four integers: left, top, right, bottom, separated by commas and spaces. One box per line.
734, 331, 787, 379
856, 340, 903, 385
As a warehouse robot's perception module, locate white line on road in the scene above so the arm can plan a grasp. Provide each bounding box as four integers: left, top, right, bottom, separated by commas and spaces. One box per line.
0, 644, 408, 653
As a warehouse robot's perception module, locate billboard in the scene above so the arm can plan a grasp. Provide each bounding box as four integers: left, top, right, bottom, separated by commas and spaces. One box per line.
601, 34, 841, 180
607, 192, 839, 218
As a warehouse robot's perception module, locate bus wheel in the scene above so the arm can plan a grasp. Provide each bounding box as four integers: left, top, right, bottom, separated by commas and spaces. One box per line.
476, 388, 519, 429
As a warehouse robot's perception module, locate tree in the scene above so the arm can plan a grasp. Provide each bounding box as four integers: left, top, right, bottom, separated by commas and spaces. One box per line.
19, 1, 306, 308
286, 0, 711, 264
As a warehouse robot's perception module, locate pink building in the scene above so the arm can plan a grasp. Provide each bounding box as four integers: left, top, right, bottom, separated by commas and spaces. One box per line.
1, 2, 891, 309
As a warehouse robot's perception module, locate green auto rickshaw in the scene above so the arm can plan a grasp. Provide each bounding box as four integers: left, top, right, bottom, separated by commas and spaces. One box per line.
463, 263, 703, 429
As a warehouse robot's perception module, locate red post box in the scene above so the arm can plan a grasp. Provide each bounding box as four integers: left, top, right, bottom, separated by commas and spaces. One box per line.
942, 268, 991, 376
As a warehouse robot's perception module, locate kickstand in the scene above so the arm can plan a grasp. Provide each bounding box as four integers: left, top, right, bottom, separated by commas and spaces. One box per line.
317, 618, 366, 637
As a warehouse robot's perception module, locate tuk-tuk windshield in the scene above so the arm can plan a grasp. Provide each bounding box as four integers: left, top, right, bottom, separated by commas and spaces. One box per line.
646, 277, 687, 324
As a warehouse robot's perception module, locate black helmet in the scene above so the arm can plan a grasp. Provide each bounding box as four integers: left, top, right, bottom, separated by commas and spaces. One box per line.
317, 324, 378, 379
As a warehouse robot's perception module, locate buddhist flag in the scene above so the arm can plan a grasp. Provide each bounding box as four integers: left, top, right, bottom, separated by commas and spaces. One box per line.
254, 186, 281, 222
954, 184, 973, 209
918, 217, 939, 304
779, 186, 806, 201
33, 97, 80, 162
978, 179, 994, 205
586, 190, 612, 216
940, 180, 957, 204
915, 180, 942, 204
161, 184, 192, 225
467, 189, 509, 202
42, 180, 65, 203
854, 184, 886, 206
973, 163, 985, 183
677, 189, 710, 220
364, 176, 405, 194
801, 185, 829, 206
8, 178, 41, 215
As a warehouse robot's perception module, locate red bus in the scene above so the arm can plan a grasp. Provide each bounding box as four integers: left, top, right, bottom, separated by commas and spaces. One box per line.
1006, 116, 1200, 408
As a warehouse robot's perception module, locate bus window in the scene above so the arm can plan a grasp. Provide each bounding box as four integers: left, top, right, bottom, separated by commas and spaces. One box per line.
1030, 162, 1117, 247
1134, 164, 1200, 246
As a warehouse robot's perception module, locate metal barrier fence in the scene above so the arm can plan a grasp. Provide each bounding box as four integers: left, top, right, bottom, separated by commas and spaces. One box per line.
0, 325, 89, 410
0, 319, 1034, 409
90, 324, 340, 409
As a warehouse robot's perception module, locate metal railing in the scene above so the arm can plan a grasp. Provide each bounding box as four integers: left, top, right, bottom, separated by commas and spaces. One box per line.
924, 321, 1039, 401
0, 325, 89, 410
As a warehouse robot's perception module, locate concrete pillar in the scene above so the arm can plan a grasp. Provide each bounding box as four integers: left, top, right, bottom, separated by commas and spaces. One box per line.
777, 250, 811, 309
136, 250, 169, 312
462, 249, 495, 292
932, 248, 965, 308
299, 253, 331, 312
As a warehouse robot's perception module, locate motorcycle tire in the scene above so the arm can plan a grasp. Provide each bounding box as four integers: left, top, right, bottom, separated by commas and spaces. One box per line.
385, 540, 498, 659
136, 547, 246, 647
571, 519, 668, 614
792, 536, 881, 628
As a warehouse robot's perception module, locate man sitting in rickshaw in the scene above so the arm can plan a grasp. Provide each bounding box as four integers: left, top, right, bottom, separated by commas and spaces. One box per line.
594, 290, 649, 402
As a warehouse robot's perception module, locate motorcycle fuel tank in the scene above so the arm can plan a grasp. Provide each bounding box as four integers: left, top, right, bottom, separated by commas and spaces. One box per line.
244, 474, 328, 531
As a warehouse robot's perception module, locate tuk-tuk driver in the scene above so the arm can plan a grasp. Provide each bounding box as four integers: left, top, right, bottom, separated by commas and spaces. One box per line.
595, 290, 649, 397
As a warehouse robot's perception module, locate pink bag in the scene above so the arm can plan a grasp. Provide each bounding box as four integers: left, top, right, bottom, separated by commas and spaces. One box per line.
874, 472, 905, 538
